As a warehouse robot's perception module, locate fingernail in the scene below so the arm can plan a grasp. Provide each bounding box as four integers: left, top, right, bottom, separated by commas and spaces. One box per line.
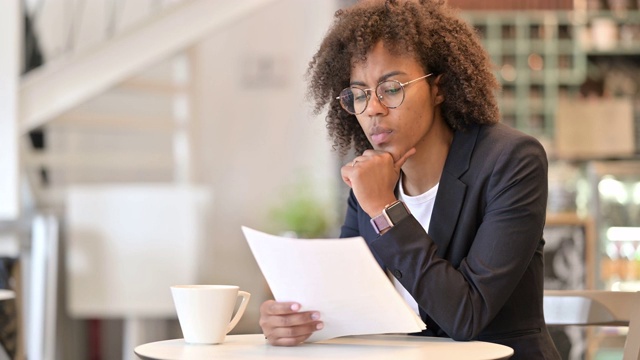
290, 303, 300, 311
311, 312, 320, 320
316, 322, 324, 330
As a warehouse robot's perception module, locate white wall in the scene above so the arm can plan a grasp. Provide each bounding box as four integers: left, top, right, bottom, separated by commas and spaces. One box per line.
193, 0, 339, 332
0, 0, 20, 220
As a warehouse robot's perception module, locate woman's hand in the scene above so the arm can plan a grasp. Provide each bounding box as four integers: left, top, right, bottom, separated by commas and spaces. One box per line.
259, 300, 323, 346
341, 147, 416, 217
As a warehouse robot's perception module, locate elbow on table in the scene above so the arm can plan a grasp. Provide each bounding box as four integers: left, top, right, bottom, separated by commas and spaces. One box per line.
445, 325, 484, 342
448, 333, 474, 342
449, 332, 476, 342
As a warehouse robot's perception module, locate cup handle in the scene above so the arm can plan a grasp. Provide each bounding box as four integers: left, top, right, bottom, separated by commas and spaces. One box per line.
226, 291, 251, 334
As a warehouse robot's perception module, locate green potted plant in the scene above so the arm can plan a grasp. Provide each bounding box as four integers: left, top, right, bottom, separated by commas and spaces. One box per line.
268, 179, 336, 238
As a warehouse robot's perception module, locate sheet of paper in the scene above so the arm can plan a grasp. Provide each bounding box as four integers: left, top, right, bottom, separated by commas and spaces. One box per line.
242, 226, 426, 342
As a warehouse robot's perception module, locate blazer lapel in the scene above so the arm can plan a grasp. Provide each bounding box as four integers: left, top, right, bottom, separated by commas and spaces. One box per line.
428, 125, 479, 258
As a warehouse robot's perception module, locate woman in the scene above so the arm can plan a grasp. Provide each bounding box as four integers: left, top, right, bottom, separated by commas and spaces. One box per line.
259, 0, 560, 358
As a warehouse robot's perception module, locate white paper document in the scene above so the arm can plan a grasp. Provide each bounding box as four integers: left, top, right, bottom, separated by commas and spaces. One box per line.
242, 226, 426, 342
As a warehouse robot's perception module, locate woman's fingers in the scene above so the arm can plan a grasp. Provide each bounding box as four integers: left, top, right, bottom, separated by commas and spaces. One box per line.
265, 320, 324, 346
394, 147, 416, 170
259, 300, 323, 346
261, 300, 302, 315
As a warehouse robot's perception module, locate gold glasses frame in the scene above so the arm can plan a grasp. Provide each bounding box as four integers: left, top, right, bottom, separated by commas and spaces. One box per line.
336, 73, 433, 115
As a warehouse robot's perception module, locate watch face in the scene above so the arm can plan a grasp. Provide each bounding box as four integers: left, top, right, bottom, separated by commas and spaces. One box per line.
386, 201, 409, 222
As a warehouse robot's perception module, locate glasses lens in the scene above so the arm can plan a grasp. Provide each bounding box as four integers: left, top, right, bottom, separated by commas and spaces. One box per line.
377, 80, 405, 108
339, 88, 367, 115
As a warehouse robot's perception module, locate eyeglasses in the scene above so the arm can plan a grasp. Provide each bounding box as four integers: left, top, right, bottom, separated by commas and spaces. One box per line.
336, 73, 433, 115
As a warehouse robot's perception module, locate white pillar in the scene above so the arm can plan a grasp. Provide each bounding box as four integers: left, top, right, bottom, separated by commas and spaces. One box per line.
0, 0, 21, 220
29, 214, 59, 360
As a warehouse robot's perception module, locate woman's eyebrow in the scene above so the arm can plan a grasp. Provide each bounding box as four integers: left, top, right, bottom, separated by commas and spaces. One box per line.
349, 71, 407, 87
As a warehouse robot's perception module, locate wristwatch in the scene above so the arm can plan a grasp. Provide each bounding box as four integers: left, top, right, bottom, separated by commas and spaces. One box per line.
370, 200, 410, 235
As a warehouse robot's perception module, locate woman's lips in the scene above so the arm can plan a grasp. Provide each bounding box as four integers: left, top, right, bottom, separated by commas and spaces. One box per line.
370, 129, 392, 145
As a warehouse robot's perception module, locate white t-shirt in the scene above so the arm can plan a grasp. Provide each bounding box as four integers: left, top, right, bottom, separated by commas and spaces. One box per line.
389, 177, 439, 315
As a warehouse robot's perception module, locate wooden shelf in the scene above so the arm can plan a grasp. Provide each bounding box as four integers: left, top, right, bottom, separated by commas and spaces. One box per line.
463, 10, 640, 139
463, 10, 588, 137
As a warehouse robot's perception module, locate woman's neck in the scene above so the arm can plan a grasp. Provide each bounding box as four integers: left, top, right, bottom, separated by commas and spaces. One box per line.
401, 121, 453, 196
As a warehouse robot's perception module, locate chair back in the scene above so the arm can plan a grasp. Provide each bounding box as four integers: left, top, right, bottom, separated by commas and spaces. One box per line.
544, 290, 640, 360
624, 292, 640, 360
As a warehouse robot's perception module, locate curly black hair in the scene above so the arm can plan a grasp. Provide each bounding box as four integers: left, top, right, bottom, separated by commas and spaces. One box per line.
306, 0, 500, 155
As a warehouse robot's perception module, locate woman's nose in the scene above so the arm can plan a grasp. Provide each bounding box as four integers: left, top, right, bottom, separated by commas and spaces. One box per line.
363, 93, 388, 116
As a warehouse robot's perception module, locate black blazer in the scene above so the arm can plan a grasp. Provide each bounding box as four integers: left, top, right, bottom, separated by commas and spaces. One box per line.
340, 123, 561, 359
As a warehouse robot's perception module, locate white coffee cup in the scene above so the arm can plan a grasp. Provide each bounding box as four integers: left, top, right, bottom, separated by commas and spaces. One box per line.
170, 285, 251, 344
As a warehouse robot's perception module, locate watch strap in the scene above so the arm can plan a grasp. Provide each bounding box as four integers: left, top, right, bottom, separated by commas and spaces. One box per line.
370, 200, 410, 235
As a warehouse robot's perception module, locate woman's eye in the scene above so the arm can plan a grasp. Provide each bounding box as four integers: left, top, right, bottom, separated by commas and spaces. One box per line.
354, 93, 367, 102
384, 86, 402, 95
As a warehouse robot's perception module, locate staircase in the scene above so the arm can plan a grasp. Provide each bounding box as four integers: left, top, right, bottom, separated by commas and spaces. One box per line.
19, 0, 280, 211
22, 54, 191, 210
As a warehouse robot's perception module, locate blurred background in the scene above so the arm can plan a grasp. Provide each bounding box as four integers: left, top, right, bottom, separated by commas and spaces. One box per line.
1, 0, 639, 359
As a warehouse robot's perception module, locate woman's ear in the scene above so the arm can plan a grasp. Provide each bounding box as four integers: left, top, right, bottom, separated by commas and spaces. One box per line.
431, 74, 445, 105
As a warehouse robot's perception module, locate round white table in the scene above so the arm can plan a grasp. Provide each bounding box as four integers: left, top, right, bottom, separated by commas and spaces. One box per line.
134, 334, 513, 360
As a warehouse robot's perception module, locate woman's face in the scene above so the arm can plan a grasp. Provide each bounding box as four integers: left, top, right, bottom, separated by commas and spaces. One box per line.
350, 41, 444, 161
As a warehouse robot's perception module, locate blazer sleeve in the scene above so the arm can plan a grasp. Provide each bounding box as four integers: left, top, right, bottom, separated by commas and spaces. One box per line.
339, 189, 361, 239
369, 135, 548, 340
